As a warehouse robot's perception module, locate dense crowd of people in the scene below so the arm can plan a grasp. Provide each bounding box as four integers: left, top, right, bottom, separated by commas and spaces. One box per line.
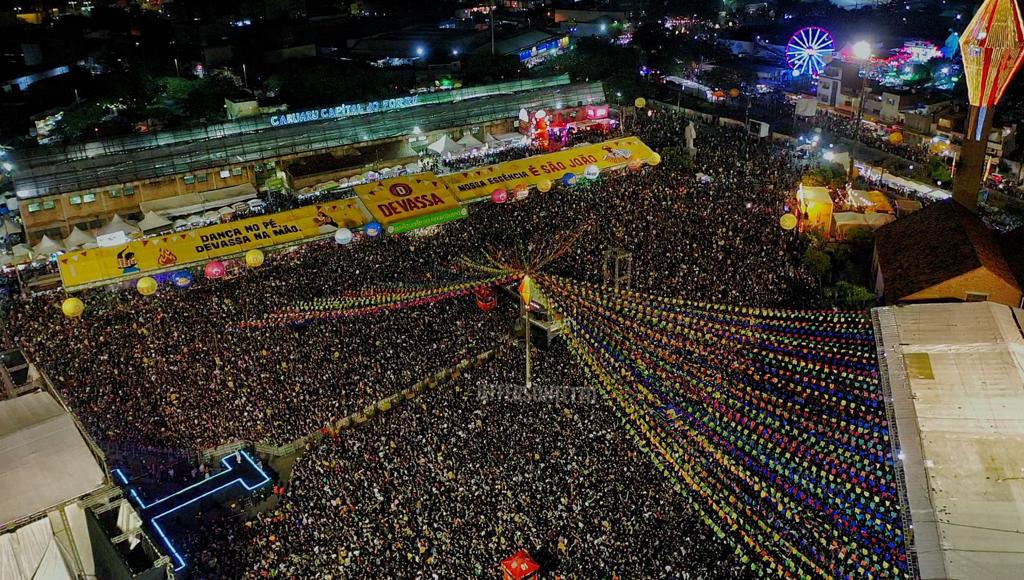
2, 109, 875, 577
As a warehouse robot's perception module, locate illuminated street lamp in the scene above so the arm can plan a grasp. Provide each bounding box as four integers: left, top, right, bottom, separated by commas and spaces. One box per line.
851, 40, 872, 61
955, 0, 1024, 210
848, 41, 872, 182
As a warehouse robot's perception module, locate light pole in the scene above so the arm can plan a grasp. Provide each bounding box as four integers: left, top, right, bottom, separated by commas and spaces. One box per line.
242, 63, 248, 89
848, 41, 872, 183
174, 57, 180, 77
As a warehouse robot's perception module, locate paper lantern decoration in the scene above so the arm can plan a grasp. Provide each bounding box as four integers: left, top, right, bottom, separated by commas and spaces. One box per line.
245, 249, 265, 268
365, 222, 382, 238
729, 88, 741, 98
562, 173, 578, 186
960, 0, 1024, 109
173, 271, 194, 288
61, 297, 84, 318
649, 153, 662, 166
780, 213, 798, 230
584, 164, 601, 180
205, 261, 226, 279
491, 188, 508, 204
628, 158, 643, 172
634, 97, 647, 108
537, 179, 553, 192
888, 132, 903, 145
136, 276, 158, 296
334, 227, 353, 245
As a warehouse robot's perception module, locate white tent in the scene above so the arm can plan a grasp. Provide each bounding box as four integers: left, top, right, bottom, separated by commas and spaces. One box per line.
2, 218, 22, 238
201, 210, 220, 222
62, 227, 95, 249
864, 212, 895, 229
404, 161, 421, 173
172, 219, 189, 230
31, 235, 61, 255
0, 517, 76, 580
98, 215, 140, 237
831, 212, 869, 240
11, 244, 30, 257
457, 133, 484, 149
137, 211, 173, 234
427, 135, 465, 156
483, 132, 500, 146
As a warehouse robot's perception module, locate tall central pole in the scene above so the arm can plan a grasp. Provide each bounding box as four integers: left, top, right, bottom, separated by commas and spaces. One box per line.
520, 275, 532, 389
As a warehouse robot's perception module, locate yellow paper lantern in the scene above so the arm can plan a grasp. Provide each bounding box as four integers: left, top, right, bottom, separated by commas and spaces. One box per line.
537, 179, 552, 193
61, 297, 84, 318
888, 132, 903, 145
780, 213, 798, 230
649, 152, 662, 166
729, 88, 741, 98
136, 276, 158, 296
634, 97, 647, 109
245, 249, 265, 268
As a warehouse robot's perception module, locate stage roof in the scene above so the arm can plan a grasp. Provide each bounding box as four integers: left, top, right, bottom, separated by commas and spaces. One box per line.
0, 392, 105, 528
875, 302, 1024, 579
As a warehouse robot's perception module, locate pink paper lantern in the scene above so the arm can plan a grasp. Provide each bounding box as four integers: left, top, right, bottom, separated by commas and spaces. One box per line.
204, 261, 226, 279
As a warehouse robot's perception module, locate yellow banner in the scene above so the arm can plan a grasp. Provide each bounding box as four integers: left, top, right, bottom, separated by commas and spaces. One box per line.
353, 172, 460, 225
58, 200, 366, 288
445, 137, 655, 201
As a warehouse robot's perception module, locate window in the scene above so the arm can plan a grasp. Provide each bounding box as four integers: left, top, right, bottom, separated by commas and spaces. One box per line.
69, 195, 82, 205
109, 188, 121, 198
183, 175, 196, 185
219, 169, 230, 179
124, 185, 135, 196
82, 193, 96, 203
27, 203, 41, 213
966, 292, 989, 302
197, 173, 208, 183
231, 167, 243, 176
42, 200, 56, 210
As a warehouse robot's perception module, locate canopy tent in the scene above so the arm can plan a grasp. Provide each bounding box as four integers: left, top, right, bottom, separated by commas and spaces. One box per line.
172, 219, 188, 230
797, 185, 834, 234
137, 183, 258, 218
31, 235, 61, 256
98, 214, 140, 237
136, 211, 173, 234
490, 132, 529, 147
864, 212, 896, 229
0, 517, 76, 580
201, 210, 221, 223
2, 218, 22, 238
865, 190, 894, 214
0, 392, 106, 528
11, 244, 30, 257
831, 212, 869, 240
896, 198, 924, 215
427, 135, 465, 156
62, 227, 95, 250
483, 132, 500, 146
456, 133, 485, 149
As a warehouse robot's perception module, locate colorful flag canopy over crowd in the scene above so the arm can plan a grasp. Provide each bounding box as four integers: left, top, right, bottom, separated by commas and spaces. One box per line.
238, 274, 516, 327
533, 273, 908, 579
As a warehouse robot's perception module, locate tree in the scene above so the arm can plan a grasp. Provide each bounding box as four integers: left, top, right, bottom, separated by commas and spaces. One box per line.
834, 281, 876, 310
53, 102, 109, 142
461, 55, 524, 85
699, 65, 757, 91
802, 246, 832, 282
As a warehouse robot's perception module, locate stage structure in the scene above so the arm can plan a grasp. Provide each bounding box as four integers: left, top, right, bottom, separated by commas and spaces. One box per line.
955, 0, 1024, 210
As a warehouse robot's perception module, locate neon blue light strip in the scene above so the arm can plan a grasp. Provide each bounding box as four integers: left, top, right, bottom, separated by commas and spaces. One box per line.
121, 450, 271, 571
112, 468, 128, 485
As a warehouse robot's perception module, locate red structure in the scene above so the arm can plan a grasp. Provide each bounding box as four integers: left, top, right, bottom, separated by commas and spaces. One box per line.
955, 0, 1024, 210
501, 550, 540, 580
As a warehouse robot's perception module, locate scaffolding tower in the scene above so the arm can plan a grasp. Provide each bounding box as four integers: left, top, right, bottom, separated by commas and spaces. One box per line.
603, 248, 633, 290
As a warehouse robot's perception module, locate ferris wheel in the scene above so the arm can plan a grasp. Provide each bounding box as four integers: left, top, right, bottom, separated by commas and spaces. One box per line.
786, 27, 835, 78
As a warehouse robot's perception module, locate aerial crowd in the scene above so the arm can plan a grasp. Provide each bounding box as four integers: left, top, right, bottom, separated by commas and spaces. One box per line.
2, 108, 906, 577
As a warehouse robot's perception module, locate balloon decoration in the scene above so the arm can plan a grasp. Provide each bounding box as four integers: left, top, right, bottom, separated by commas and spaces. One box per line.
136, 276, 158, 296
535, 109, 547, 119
245, 249, 265, 268
533, 273, 907, 579
584, 164, 601, 180
779, 213, 798, 230
729, 88, 741, 98
173, 271, 194, 288
537, 180, 553, 193
239, 275, 515, 328
634, 97, 647, 108
61, 297, 84, 319
205, 261, 226, 279
562, 173, 578, 186
513, 185, 530, 201
491, 188, 509, 204
334, 227, 353, 245
888, 132, 903, 145
365, 222, 383, 238
649, 153, 662, 166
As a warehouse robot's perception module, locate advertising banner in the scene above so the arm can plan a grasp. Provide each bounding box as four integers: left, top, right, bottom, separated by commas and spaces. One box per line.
353, 172, 460, 226
444, 137, 655, 201
58, 200, 366, 288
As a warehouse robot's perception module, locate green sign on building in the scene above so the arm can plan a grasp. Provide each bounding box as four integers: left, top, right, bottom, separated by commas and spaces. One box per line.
387, 207, 468, 234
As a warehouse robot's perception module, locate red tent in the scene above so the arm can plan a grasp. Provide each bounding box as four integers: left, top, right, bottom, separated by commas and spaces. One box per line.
501, 550, 540, 580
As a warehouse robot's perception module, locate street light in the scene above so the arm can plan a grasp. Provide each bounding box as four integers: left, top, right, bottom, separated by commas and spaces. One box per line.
852, 41, 872, 61
848, 41, 873, 183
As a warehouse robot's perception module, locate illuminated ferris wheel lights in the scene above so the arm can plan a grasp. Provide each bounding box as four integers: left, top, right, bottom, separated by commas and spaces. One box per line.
786, 26, 836, 77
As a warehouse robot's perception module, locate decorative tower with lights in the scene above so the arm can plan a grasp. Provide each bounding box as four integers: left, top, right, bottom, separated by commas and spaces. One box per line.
955, 0, 1024, 211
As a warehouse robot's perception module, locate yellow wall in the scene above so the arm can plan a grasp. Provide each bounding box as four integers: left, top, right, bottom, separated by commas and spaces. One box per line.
900, 267, 1022, 307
